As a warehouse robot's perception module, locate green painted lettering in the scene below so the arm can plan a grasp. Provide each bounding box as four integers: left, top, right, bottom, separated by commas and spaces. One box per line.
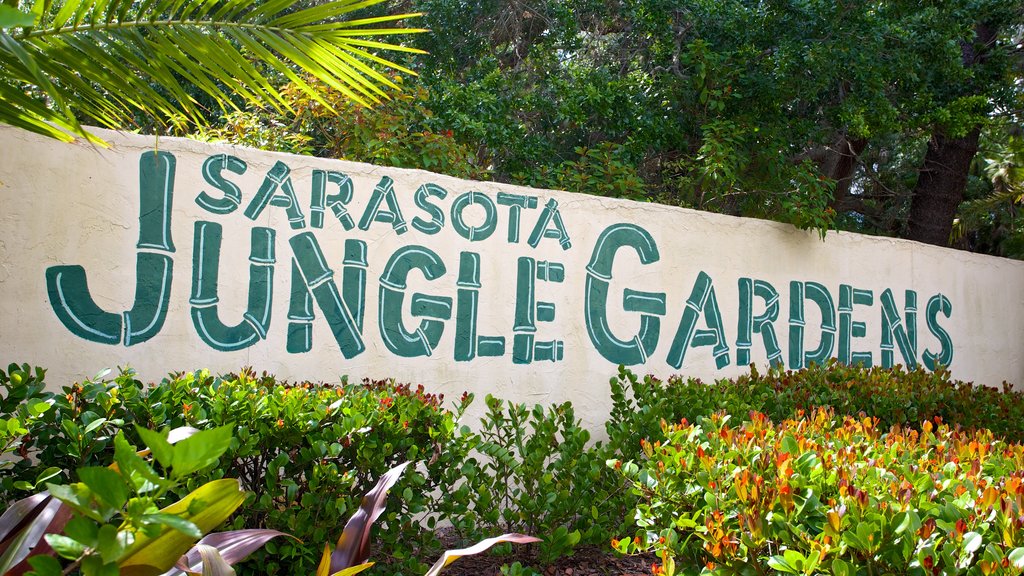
243, 161, 306, 229
290, 233, 366, 358
378, 246, 451, 357
310, 170, 355, 230
839, 284, 873, 366
450, 191, 498, 242
527, 198, 571, 250
667, 271, 730, 369
196, 154, 246, 214
788, 281, 836, 368
880, 289, 918, 368
190, 223, 276, 351
736, 278, 782, 367
46, 151, 176, 346
286, 239, 367, 354
923, 294, 954, 369
496, 192, 538, 243
512, 256, 565, 363
583, 224, 665, 365
454, 252, 505, 361
358, 176, 407, 235
411, 183, 447, 235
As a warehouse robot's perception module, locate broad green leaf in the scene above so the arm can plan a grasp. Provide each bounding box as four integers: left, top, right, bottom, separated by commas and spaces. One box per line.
28, 400, 51, 416
135, 426, 176, 469
141, 513, 203, 539
34, 466, 62, 487
118, 479, 246, 576
768, 555, 798, 574
26, 554, 63, 576
46, 483, 106, 522
44, 533, 87, 559
171, 425, 232, 477
113, 432, 164, 492
831, 558, 854, 576
78, 466, 129, 510
96, 523, 127, 563
83, 417, 108, 434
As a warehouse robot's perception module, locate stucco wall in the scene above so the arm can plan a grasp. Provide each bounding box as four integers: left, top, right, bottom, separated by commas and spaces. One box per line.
2, 126, 1023, 429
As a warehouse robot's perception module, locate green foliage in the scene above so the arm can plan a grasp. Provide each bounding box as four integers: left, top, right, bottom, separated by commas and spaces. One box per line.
0, 0, 424, 143
0, 369, 476, 576
5, 361, 1024, 574
446, 396, 627, 563
24, 427, 245, 576
403, 0, 1023, 251
955, 126, 1024, 258
192, 81, 487, 181
0, 364, 51, 490
511, 143, 647, 200
1, 367, 158, 498
607, 362, 1024, 451
612, 409, 1024, 576
141, 371, 475, 576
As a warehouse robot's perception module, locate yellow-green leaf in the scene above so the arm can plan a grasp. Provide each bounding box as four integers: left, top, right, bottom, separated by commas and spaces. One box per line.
118, 479, 246, 576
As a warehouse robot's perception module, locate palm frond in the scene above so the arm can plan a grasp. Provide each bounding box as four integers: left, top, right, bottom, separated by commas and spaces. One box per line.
0, 0, 424, 142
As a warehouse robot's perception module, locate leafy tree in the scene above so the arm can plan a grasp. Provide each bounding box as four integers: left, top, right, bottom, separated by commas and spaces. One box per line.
402, 0, 1023, 250
0, 0, 424, 142
191, 77, 487, 180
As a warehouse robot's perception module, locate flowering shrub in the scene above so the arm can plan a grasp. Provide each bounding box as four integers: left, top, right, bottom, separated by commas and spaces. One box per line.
140, 370, 476, 575
1, 368, 475, 575
612, 409, 1024, 575
607, 362, 1024, 457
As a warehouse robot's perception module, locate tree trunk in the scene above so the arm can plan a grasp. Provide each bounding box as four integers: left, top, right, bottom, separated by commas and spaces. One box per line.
905, 128, 981, 245
905, 23, 995, 247
826, 136, 867, 213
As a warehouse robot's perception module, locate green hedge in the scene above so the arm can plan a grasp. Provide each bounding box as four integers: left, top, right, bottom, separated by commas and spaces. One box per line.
3, 361, 1023, 575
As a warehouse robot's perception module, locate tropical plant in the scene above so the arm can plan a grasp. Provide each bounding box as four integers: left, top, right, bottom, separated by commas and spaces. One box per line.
311, 461, 540, 576
0, 0, 424, 142
0, 425, 287, 576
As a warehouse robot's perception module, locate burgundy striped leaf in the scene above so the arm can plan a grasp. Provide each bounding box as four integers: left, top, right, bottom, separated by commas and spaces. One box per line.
327, 461, 409, 573
162, 529, 293, 576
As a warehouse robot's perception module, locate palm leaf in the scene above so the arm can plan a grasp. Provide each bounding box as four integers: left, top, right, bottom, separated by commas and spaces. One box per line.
0, 0, 423, 143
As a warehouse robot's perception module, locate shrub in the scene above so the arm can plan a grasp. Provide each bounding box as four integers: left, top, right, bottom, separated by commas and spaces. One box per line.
607, 362, 1024, 454
1, 368, 476, 576
1, 365, 156, 501
134, 369, 476, 575
442, 396, 633, 563
612, 409, 1024, 575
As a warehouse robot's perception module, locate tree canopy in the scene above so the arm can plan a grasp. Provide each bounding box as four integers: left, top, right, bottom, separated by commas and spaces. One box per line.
4, 0, 1022, 257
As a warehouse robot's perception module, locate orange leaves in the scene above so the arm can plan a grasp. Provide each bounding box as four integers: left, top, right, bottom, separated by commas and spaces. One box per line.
614, 402, 1024, 576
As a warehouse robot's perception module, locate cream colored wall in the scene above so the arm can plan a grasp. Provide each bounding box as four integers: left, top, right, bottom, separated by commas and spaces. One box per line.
2, 126, 1022, 430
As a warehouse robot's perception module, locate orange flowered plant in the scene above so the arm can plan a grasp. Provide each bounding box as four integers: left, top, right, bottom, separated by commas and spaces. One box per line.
612, 407, 1024, 575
